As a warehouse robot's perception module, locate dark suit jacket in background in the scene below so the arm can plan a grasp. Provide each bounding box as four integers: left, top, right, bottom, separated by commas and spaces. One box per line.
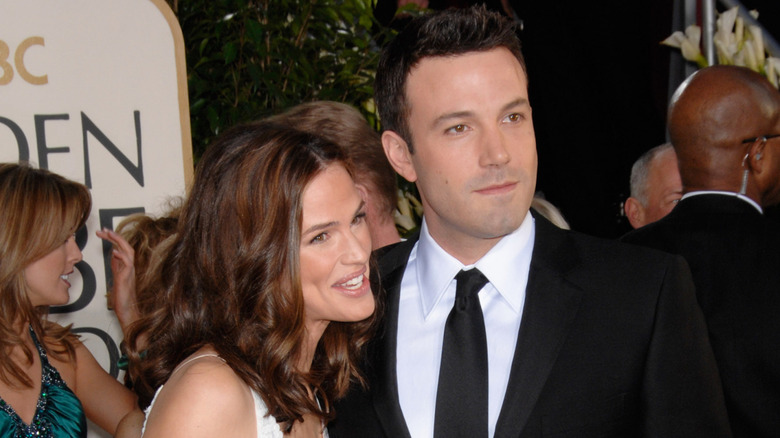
622, 194, 780, 438
330, 213, 730, 438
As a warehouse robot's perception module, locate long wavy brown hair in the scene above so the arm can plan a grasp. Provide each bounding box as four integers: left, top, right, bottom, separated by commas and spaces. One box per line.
113, 204, 180, 318
125, 122, 383, 431
0, 162, 91, 388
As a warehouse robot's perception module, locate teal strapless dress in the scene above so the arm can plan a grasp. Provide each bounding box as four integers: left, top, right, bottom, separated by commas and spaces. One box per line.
0, 327, 87, 437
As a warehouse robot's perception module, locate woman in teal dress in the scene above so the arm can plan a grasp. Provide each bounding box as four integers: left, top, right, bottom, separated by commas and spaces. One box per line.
0, 163, 137, 437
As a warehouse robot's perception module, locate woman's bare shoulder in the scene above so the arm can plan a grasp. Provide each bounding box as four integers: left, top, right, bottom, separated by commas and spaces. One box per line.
142, 349, 256, 437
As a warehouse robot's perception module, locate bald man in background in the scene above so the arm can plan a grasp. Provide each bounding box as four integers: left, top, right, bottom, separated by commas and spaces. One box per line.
622, 65, 780, 437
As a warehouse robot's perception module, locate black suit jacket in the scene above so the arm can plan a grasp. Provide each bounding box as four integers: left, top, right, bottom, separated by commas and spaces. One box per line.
622, 194, 780, 438
330, 213, 730, 437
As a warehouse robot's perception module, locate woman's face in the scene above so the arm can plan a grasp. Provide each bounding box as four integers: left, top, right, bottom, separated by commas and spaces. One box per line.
24, 235, 82, 307
299, 164, 374, 336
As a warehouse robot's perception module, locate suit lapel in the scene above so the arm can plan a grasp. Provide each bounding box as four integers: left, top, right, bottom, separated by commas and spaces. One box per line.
371, 236, 418, 438
495, 215, 584, 438
371, 219, 584, 437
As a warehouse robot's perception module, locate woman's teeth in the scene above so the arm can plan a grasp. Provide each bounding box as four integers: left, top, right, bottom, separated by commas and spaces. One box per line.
339, 275, 364, 290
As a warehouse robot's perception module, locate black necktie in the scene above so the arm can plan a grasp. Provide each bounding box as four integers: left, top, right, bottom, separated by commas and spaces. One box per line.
433, 268, 490, 438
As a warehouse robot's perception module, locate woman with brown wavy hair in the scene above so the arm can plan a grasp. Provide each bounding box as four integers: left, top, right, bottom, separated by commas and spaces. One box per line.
0, 163, 136, 437
126, 122, 382, 437
97, 203, 181, 337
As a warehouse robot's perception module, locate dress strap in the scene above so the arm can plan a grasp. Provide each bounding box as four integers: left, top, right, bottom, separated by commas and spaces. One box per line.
170, 353, 224, 378
28, 326, 50, 366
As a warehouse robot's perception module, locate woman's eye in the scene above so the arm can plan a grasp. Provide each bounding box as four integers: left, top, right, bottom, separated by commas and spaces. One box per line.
310, 233, 328, 244
352, 212, 367, 226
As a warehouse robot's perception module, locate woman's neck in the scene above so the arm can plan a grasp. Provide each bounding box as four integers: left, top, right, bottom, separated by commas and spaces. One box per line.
296, 322, 329, 372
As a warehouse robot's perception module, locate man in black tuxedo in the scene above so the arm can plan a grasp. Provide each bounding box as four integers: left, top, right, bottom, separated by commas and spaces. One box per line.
622, 66, 780, 437
329, 6, 730, 437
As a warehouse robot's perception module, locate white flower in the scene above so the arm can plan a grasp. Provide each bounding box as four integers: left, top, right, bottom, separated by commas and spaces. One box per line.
716, 6, 738, 41
735, 14, 744, 47
715, 38, 734, 65
393, 209, 416, 231
662, 25, 708, 68
766, 57, 780, 88
742, 41, 759, 72
397, 189, 412, 218
405, 191, 423, 217
714, 7, 739, 64
663, 6, 778, 89
748, 25, 765, 71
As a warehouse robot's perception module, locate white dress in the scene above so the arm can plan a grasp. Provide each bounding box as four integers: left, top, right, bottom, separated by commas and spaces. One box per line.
141, 354, 328, 437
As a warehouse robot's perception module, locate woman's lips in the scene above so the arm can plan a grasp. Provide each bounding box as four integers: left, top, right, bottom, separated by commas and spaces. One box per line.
60, 271, 73, 287
333, 267, 370, 297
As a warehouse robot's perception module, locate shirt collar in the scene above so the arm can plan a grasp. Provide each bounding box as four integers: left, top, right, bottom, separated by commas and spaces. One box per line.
416, 211, 535, 317
681, 190, 763, 214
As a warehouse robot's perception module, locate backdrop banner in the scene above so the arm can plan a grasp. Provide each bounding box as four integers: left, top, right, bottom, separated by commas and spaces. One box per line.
0, 1, 191, 435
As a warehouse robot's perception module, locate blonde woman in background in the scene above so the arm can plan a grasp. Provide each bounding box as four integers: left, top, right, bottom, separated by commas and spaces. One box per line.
0, 162, 136, 437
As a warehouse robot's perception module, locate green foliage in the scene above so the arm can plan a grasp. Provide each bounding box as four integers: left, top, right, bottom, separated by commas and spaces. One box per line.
167, 0, 390, 159
164, 0, 423, 235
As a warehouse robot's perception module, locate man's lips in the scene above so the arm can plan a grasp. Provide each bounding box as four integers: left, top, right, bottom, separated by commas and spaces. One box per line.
474, 181, 517, 195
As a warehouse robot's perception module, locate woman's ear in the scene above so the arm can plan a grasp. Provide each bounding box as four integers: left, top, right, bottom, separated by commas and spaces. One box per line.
382, 131, 417, 183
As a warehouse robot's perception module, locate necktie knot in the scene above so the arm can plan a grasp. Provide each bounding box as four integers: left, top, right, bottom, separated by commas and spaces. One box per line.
455, 268, 489, 299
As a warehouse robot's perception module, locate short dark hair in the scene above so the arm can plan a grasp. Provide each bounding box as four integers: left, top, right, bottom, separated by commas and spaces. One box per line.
375, 4, 525, 151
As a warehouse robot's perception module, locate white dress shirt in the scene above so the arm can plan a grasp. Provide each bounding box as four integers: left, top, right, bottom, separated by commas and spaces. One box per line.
681, 190, 763, 213
396, 211, 535, 438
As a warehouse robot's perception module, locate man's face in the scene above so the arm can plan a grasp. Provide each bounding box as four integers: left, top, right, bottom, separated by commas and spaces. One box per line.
643, 148, 682, 224
389, 48, 537, 263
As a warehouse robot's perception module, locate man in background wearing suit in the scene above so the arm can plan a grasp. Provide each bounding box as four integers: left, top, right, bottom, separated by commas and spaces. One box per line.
623, 142, 682, 229
622, 65, 780, 437
329, 6, 730, 437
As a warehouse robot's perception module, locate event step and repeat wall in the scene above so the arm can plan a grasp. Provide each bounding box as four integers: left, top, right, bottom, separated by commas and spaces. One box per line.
1, 1, 192, 435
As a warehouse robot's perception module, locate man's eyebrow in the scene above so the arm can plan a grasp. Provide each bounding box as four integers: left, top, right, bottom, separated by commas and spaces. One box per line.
501, 98, 530, 112
430, 98, 530, 129
431, 110, 475, 129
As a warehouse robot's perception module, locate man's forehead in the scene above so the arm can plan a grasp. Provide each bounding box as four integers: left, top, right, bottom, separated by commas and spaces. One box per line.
404, 49, 529, 106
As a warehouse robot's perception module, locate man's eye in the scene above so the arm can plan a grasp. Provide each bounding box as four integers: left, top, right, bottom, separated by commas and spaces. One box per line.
505, 113, 523, 123
447, 124, 467, 134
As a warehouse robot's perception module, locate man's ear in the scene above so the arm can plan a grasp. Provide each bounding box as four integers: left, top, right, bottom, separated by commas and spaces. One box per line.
382, 130, 417, 183
748, 138, 778, 202
748, 138, 767, 175
624, 197, 646, 229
